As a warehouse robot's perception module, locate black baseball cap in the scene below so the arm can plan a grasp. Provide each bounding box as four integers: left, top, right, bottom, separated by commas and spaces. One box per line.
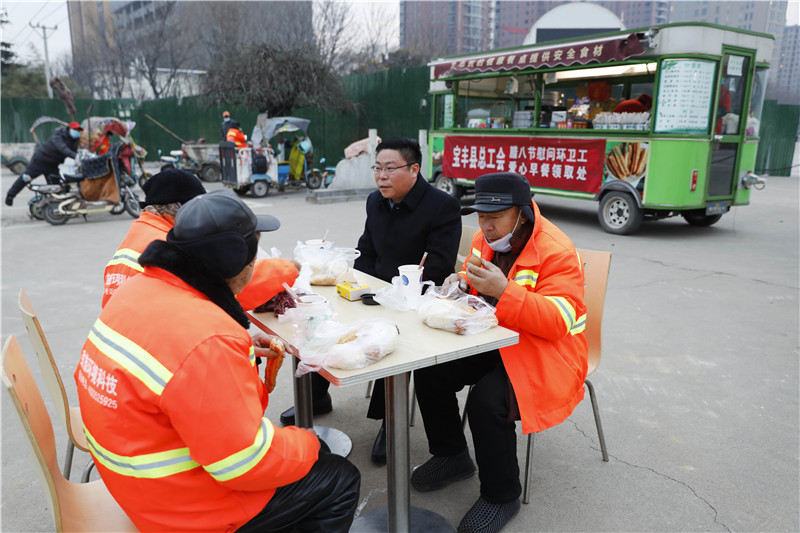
167, 190, 280, 278
460, 172, 535, 222
140, 168, 206, 208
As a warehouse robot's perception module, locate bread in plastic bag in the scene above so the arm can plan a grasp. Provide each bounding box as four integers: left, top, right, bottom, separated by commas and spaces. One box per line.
417, 284, 499, 335
293, 241, 360, 286
294, 318, 399, 375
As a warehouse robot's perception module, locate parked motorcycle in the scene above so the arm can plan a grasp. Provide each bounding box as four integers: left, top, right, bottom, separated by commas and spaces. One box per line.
28, 143, 141, 225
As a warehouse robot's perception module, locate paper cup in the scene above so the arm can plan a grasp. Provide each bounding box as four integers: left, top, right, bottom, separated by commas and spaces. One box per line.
305, 239, 332, 250
398, 264, 424, 303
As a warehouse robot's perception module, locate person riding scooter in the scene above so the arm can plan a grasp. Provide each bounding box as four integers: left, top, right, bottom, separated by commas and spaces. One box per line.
6, 121, 83, 206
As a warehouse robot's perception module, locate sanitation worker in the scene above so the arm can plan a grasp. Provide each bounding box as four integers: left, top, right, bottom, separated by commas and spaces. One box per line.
76, 190, 360, 532
411, 172, 588, 533
102, 168, 299, 311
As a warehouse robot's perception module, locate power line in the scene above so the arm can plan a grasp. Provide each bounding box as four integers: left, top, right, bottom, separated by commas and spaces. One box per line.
37, 2, 65, 24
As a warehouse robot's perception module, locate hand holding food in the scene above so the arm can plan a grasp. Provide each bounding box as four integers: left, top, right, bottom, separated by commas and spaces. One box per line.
263, 337, 285, 393
466, 259, 508, 300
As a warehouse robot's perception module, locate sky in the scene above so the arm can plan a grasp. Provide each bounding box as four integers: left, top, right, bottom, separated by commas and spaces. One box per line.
1, 0, 798, 67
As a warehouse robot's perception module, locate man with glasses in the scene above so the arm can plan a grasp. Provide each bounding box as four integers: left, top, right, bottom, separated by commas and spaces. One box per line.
279, 137, 462, 465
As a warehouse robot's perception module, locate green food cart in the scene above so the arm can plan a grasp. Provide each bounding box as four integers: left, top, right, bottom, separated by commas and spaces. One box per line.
425, 23, 773, 234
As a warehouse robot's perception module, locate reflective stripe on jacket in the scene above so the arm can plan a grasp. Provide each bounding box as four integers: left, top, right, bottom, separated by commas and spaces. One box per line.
226, 128, 247, 148
102, 211, 297, 310
103, 211, 172, 307
76, 267, 319, 532
463, 201, 588, 434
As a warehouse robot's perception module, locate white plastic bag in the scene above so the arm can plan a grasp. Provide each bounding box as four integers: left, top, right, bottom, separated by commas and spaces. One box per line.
293, 241, 361, 286
417, 284, 499, 335
294, 318, 399, 375
373, 276, 434, 311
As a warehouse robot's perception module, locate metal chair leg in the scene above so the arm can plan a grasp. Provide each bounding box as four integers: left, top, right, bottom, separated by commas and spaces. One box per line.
365, 380, 373, 398
80, 459, 96, 483
62, 440, 75, 480
585, 379, 609, 462
409, 379, 417, 427
522, 433, 535, 504
461, 384, 474, 430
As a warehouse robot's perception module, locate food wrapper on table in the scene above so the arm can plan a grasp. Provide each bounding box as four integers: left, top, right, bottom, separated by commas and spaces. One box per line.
293, 241, 360, 286
293, 318, 399, 375
417, 284, 498, 335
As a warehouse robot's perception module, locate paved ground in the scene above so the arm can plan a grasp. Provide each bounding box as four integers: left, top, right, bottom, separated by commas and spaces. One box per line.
1, 153, 798, 532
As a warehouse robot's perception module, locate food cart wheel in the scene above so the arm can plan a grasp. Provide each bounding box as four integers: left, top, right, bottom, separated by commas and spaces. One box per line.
682, 213, 722, 227
435, 175, 464, 200
251, 180, 270, 198
598, 191, 642, 235
199, 163, 222, 182
234, 185, 251, 197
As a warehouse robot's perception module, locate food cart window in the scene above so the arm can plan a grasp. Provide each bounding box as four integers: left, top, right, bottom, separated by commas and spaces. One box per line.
434, 93, 455, 129
745, 66, 767, 137
457, 77, 513, 128
717, 54, 750, 135
654, 59, 716, 135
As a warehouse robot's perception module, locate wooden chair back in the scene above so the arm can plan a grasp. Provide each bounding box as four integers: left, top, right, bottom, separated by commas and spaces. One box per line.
2, 336, 138, 532
18, 289, 88, 452
575, 249, 612, 377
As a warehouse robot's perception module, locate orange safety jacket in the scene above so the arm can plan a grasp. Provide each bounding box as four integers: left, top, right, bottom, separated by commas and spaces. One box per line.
226, 128, 247, 148
461, 201, 588, 434
103, 211, 297, 309
76, 267, 320, 532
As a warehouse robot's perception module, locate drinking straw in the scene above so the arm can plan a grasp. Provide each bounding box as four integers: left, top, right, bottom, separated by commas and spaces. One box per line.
419, 252, 428, 269
282, 282, 301, 302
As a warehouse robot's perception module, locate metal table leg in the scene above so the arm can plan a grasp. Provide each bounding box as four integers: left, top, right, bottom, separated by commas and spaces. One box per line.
351, 373, 454, 533
292, 356, 352, 457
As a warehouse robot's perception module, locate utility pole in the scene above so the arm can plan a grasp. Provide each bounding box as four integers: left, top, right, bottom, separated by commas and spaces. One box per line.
30, 22, 57, 98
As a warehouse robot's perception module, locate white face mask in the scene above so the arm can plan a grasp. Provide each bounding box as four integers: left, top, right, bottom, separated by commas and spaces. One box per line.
485, 211, 522, 253
69, 129, 81, 139
223, 117, 230, 122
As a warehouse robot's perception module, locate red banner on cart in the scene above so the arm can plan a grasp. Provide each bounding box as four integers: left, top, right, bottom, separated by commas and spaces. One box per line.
442, 136, 607, 193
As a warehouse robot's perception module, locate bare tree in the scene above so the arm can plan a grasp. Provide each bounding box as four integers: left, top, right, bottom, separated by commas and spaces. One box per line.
203, 42, 353, 117
127, 1, 194, 99
314, 0, 356, 73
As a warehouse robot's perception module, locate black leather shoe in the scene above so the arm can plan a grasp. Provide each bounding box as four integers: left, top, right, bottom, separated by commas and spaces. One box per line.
279, 393, 333, 426
371, 420, 387, 465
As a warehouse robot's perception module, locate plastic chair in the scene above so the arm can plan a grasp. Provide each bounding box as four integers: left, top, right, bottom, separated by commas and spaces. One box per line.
461, 248, 611, 504
18, 288, 94, 482
2, 336, 138, 532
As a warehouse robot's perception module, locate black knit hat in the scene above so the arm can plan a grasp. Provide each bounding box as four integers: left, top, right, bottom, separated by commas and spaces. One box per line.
167, 190, 280, 279
460, 172, 535, 222
140, 169, 207, 208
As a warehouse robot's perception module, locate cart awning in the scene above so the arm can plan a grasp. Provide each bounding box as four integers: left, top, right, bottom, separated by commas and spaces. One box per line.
431, 33, 646, 79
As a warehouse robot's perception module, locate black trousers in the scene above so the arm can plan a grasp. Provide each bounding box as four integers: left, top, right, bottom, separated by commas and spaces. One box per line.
6, 160, 59, 198
237, 451, 361, 533
414, 350, 522, 504
310, 373, 386, 420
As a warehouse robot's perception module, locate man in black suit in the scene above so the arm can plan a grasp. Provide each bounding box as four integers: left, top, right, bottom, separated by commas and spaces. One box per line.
280, 137, 462, 464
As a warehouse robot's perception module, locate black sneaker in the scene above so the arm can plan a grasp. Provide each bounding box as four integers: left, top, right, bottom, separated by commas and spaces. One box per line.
457, 496, 520, 533
5, 195, 13, 207
410, 448, 476, 492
